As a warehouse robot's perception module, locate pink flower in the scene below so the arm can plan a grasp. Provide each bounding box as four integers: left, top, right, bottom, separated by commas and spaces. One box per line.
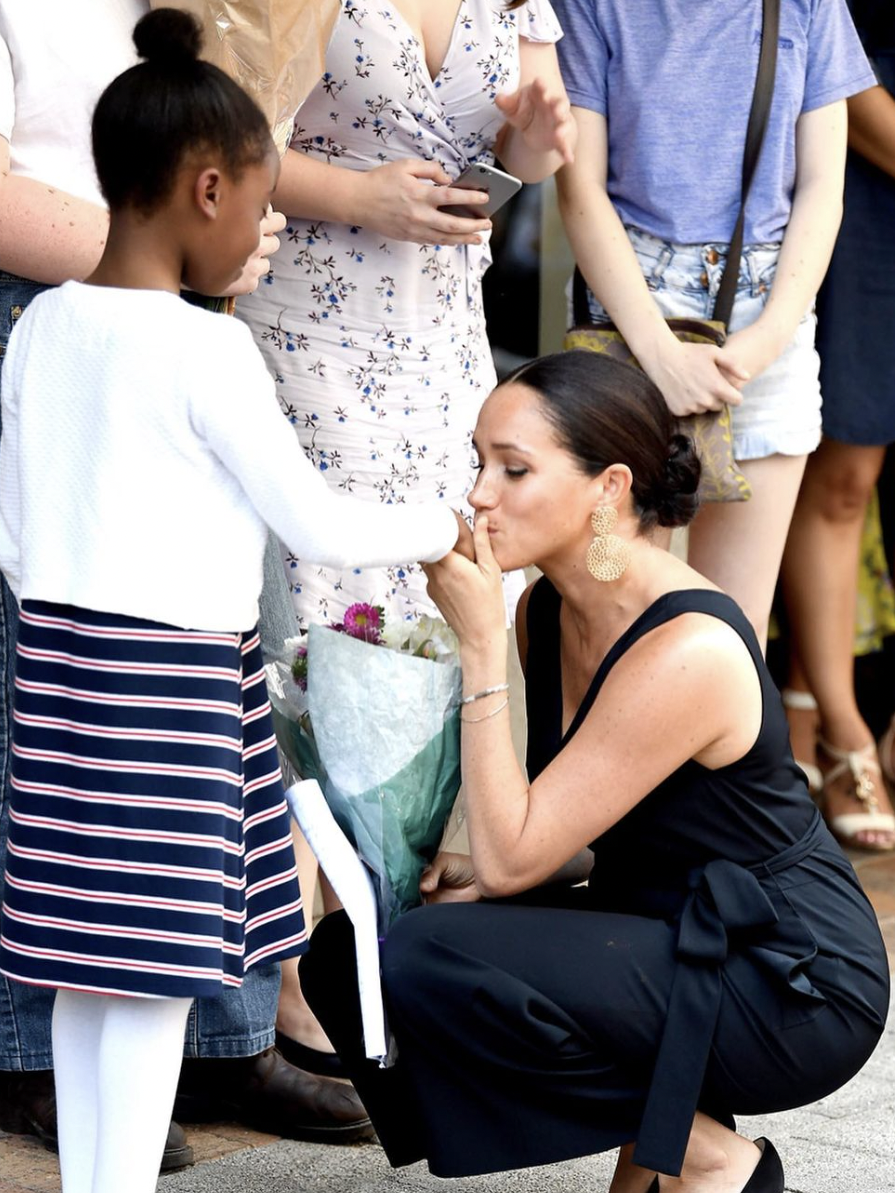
342, 603, 384, 644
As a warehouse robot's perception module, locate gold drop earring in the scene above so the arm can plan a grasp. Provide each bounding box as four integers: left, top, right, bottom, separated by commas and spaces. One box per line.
586, 507, 631, 582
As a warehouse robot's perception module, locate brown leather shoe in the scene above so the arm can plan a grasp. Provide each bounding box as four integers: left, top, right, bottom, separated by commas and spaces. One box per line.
174, 1047, 374, 1143
0, 1069, 194, 1172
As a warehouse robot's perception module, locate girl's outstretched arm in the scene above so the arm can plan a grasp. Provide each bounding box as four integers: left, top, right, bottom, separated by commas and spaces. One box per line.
192, 319, 461, 570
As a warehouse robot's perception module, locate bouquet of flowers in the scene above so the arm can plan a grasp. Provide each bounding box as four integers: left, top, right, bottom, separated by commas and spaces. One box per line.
152, 0, 340, 153
266, 605, 462, 931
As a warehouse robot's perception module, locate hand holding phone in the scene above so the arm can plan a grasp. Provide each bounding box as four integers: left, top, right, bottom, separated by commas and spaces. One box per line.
438, 162, 523, 220
355, 158, 492, 246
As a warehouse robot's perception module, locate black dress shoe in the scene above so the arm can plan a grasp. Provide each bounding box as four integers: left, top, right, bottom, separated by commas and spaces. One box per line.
742, 1140, 784, 1193
174, 1047, 375, 1143
274, 1029, 346, 1079
0, 1069, 194, 1172
646, 1138, 784, 1193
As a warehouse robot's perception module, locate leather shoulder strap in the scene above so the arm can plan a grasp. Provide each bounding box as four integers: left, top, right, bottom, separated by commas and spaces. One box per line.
712, 0, 781, 327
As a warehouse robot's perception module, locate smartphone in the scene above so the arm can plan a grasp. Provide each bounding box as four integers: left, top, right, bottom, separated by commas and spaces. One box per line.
439, 162, 523, 219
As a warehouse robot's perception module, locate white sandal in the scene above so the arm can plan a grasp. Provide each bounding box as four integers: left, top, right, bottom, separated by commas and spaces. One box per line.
818, 738, 895, 852
780, 688, 823, 795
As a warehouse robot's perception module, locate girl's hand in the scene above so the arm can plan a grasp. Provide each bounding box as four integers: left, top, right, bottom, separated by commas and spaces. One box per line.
423, 514, 506, 656
360, 159, 492, 245
647, 338, 749, 417
223, 207, 287, 297
496, 77, 576, 165
452, 511, 475, 561
420, 852, 480, 904
718, 320, 787, 387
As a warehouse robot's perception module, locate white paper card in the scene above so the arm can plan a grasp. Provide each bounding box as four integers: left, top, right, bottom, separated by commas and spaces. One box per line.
285, 779, 389, 1062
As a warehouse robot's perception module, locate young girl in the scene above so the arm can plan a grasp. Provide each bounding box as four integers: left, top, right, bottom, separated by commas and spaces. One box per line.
0, 10, 465, 1191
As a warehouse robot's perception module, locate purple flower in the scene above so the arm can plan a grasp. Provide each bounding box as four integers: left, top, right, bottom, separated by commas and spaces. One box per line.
291, 643, 308, 692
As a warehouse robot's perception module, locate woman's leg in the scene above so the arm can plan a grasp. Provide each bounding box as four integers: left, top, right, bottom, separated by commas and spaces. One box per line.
53, 989, 191, 1193
687, 453, 808, 650
610, 1115, 765, 1193
780, 653, 822, 793
780, 440, 894, 848
615, 1116, 768, 1193
277, 823, 336, 1055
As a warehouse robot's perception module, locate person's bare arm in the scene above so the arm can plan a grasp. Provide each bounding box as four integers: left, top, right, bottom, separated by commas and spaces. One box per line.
271, 148, 492, 246
0, 136, 108, 284
423, 519, 761, 898
847, 84, 895, 180
492, 40, 576, 182
721, 100, 848, 381
556, 109, 747, 416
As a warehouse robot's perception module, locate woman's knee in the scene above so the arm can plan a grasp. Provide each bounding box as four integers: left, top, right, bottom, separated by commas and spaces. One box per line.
801, 442, 883, 522
381, 905, 469, 1013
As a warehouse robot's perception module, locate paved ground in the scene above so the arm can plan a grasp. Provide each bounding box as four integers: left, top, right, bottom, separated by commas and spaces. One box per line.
1, 845, 892, 1193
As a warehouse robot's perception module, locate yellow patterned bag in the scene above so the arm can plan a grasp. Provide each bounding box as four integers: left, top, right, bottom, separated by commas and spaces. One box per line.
563, 319, 752, 504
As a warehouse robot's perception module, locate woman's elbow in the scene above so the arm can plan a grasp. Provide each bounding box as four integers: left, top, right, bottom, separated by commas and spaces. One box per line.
474, 860, 539, 900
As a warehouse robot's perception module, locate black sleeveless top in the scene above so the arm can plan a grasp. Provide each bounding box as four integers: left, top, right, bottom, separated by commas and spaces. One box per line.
526, 581, 815, 915
524, 579, 889, 1173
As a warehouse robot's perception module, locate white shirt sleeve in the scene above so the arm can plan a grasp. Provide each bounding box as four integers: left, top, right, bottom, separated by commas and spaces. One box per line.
0, 28, 15, 143
191, 321, 460, 570
0, 326, 23, 597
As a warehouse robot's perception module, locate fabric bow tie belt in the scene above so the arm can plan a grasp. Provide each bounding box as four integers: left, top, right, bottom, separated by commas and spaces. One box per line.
633, 810, 828, 1176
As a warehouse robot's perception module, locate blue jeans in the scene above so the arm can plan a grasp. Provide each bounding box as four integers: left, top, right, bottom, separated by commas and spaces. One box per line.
579, 227, 822, 462
0, 273, 285, 1068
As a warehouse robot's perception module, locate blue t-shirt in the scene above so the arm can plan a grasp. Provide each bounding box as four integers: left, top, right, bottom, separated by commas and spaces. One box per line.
553, 0, 877, 244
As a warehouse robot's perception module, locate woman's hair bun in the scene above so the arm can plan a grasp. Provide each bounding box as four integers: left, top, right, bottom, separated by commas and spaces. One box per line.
654, 432, 701, 527
133, 8, 203, 66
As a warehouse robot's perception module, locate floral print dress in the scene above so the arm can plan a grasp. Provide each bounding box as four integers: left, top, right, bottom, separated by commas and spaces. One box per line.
237, 0, 562, 628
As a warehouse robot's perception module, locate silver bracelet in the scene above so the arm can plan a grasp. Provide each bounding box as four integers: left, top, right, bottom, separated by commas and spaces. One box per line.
460, 682, 509, 705
460, 698, 509, 724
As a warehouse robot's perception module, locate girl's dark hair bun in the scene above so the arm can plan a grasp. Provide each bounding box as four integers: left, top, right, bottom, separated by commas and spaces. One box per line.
133, 8, 203, 65
654, 432, 701, 527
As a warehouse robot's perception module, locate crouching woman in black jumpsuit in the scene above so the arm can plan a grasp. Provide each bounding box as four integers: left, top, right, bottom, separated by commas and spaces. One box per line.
302, 351, 889, 1193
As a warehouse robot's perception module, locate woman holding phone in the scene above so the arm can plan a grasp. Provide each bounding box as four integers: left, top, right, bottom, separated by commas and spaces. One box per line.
237, 0, 575, 630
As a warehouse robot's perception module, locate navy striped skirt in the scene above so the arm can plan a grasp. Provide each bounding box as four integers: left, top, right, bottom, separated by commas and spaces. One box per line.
0, 601, 307, 999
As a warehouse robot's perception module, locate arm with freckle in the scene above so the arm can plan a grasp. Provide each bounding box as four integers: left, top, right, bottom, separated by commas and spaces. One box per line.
0, 136, 109, 285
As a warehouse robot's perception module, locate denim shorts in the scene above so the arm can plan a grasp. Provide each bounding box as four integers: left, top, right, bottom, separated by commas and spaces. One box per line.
579, 227, 822, 462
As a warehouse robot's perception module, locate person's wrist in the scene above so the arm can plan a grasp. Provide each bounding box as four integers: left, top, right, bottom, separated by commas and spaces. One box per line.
459, 641, 507, 684
328, 165, 366, 228
746, 309, 790, 362
626, 319, 680, 377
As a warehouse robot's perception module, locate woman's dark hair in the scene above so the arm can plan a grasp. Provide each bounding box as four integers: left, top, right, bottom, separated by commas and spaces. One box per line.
503, 350, 701, 530
92, 8, 273, 213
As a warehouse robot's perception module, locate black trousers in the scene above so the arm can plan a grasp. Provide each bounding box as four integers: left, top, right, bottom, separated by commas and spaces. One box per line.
301, 901, 884, 1179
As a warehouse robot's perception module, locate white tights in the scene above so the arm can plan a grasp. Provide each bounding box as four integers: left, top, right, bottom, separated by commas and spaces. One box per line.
52, 989, 192, 1193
